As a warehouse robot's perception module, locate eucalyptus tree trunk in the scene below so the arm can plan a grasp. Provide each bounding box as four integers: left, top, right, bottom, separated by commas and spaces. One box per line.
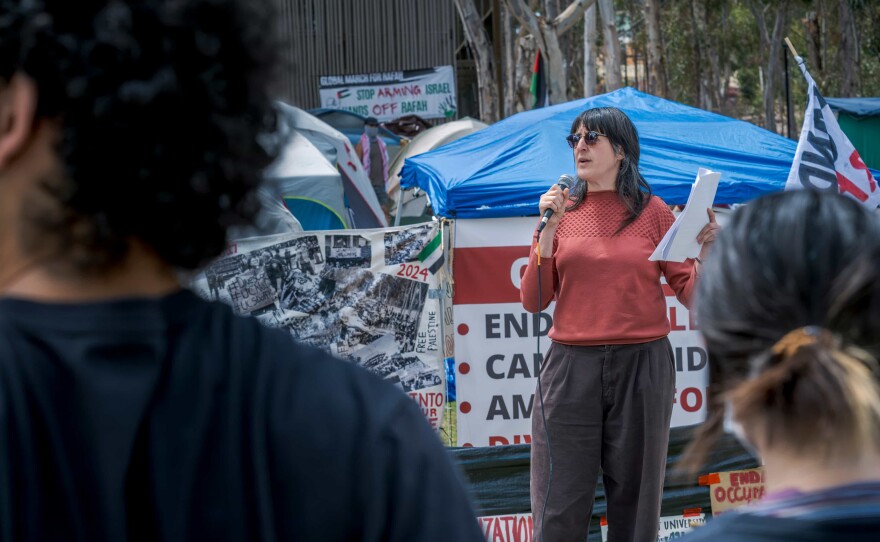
505, 0, 598, 103
597, 0, 621, 90
454, 0, 499, 122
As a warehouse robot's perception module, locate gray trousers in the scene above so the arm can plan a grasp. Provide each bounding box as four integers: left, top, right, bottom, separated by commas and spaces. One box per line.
530, 338, 675, 542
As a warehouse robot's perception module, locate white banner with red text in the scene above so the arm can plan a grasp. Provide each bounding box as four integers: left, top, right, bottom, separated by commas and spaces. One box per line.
319, 66, 456, 122
453, 217, 708, 447
476, 511, 705, 542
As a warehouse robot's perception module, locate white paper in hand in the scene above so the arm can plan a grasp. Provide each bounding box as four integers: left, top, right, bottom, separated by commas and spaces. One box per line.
649, 167, 721, 263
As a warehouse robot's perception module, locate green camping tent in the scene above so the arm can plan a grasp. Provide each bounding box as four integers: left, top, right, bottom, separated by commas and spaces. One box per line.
826, 97, 880, 170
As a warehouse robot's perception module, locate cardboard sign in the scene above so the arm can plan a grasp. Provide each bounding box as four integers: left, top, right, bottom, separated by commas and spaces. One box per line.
706, 467, 766, 516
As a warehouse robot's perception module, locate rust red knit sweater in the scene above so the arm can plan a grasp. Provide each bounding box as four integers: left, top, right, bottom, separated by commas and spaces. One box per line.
520, 191, 697, 345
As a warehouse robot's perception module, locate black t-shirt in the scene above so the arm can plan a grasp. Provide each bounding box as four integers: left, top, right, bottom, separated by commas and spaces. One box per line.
0, 290, 483, 541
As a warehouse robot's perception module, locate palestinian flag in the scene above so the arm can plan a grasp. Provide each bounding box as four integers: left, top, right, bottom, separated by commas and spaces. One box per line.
417, 231, 444, 274
530, 49, 548, 109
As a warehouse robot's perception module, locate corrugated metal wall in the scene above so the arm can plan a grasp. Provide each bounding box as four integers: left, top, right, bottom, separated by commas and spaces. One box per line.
277, 0, 457, 110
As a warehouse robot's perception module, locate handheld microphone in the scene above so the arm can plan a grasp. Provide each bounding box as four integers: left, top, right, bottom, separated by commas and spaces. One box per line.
536, 174, 575, 235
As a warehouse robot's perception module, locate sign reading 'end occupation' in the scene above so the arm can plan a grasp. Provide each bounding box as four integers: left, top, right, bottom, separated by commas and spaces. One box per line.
452, 217, 710, 448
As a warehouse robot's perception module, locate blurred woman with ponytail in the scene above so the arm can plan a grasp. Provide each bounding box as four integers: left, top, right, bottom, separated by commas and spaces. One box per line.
682, 189, 880, 541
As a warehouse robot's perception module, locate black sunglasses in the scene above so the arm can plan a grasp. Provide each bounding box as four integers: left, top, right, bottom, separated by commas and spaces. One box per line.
566, 131, 607, 148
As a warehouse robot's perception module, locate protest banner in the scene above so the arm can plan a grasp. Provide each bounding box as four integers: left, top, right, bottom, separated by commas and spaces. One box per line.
191, 222, 450, 428
601, 511, 706, 541
319, 66, 456, 122
475, 509, 705, 542
452, 217, 709, 447
704, 467, 766, 516
477, 513, 534, 542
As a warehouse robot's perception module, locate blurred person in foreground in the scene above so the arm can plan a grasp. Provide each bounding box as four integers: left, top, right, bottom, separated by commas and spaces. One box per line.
682, 189, 880, 541
0, 1, 483, 540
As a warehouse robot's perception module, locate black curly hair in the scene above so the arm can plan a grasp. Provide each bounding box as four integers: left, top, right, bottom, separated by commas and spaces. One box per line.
0, 0, 282, 271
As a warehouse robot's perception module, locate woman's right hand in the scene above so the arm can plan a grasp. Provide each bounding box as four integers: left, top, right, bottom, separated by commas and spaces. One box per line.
538, 185, 570, 230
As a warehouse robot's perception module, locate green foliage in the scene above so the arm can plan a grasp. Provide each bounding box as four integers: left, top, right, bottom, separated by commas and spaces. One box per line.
490, 0, 880, 126
855, 0, 880, 96
655, 0, 878, 128
662, 2, 698, 105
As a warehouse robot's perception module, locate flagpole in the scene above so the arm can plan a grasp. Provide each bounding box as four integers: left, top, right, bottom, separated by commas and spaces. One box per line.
784, 37, 799, 60
783, 35, 880, 208
783, 37, 800, 140
784, 45, 793, 138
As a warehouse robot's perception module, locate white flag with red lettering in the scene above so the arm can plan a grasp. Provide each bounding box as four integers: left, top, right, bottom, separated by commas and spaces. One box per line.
785, 56, 879, 208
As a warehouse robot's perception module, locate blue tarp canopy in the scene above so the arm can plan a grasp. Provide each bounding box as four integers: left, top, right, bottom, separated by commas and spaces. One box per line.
401, 88, 799, 218
825, 97, 880, 117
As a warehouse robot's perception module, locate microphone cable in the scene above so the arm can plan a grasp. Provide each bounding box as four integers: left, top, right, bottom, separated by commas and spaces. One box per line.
533, 232, 552, 542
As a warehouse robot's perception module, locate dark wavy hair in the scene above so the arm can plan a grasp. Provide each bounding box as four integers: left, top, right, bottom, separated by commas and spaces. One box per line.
0, 0, 282, 271
683, 189, 880, 469
567, 107, 652, 232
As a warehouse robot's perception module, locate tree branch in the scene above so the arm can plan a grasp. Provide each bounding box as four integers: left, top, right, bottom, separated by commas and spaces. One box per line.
504, 0, 548, 53
554, 0, 598, 35
747, 1, 770, 46
454, 0, 499, 122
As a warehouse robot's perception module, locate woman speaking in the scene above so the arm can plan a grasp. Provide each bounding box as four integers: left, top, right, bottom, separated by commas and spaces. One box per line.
520, 107, 719, 542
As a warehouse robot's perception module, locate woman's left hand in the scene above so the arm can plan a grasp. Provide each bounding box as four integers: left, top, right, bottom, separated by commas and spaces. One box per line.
697, 208, 720, 261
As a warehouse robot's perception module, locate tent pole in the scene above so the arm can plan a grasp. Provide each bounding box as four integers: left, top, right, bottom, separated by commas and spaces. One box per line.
394, 188, 404, 226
